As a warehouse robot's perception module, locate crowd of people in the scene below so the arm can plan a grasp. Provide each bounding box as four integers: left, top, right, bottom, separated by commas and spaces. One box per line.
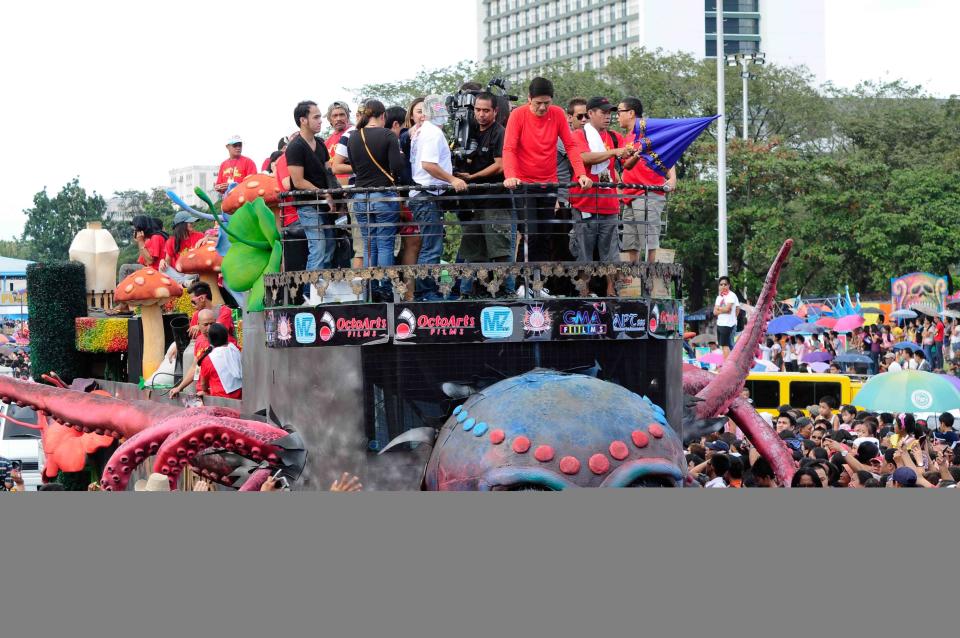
215, 77, 674, 302
688, 400, 959, 488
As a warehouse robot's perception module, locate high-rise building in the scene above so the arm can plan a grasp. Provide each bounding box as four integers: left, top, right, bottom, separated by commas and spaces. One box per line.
478, 0, 826, 82
168, 165, 219, 209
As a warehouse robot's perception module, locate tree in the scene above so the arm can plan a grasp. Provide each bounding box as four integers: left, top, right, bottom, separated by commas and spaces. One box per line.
352, 61, 507, 108
20, 178, 106, 263
0, 239, 33, 260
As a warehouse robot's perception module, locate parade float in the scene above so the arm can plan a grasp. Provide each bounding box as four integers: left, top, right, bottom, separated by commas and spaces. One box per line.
1, 114, 803, 490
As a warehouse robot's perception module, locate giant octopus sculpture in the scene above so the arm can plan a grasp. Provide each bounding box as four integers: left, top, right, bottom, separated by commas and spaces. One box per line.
383, 239, 798, 489
0, 240, 796, 489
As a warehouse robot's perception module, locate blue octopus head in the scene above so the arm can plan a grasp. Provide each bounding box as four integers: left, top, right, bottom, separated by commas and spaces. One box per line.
424, 370, 686, 490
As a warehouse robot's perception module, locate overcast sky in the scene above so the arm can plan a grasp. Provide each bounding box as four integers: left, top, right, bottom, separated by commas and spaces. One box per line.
1, 0, 955, 241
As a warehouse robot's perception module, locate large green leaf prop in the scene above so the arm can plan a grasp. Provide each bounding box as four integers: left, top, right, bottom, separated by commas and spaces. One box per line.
221, 198, 282, 312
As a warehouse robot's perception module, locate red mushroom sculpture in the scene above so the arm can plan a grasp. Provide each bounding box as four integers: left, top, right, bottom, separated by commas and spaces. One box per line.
221, 173, 281, 214
114, 268, 183, 378
176, 238, 224, 306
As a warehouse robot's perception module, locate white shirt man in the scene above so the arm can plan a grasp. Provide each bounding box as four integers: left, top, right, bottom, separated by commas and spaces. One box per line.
713, 277, 739, 356
886, 353, 903, 372
410, 119, 454, 194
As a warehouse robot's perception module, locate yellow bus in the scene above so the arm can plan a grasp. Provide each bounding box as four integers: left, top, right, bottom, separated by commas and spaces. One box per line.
744, 373, 865, 417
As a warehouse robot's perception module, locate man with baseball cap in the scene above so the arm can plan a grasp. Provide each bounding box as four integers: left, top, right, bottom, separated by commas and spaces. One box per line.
215, 135, 257, 194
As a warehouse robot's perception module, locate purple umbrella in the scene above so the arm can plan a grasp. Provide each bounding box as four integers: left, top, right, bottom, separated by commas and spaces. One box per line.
626, 115, 720, 177
945, 375, 960, 394
767, 314, 803, 334
803, 351, 833, 363
809, 362, 831, 373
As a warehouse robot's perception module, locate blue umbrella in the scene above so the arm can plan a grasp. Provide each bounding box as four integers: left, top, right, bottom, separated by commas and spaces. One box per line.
789, 322, 826, 335
893, 342, 922, 353
834, 353, 872, 364
766, 314, 802, 334
626, 115, 720, 177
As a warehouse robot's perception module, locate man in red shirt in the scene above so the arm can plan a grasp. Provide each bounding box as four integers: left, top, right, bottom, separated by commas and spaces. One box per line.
934, 317, 945, 369
570, 97, 630, 296
503, 77, 592, 265
616, 97, 677, 263
215, 135, 258, 194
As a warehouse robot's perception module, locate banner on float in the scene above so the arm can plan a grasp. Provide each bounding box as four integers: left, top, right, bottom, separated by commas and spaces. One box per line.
264, 299, 676, 348
265, 304, 390, 348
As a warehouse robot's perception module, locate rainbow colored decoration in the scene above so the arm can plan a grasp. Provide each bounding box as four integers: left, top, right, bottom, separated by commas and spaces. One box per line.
75, 317, 129, 353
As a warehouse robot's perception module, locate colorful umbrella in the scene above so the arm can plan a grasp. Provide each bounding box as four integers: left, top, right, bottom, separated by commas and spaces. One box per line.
815, 316, 837, 329
809, 361, 831, 373
627, 115, 720, 177
766, 314, 802, 334
752, 358, 779, 372
789, 323, 826, 335
803, 351, 833, 363
698, 352, 725, 365
890, 309, 918, 320
893, 342, 922, 353
854, 370, 960, 413
833, 315, 865, 333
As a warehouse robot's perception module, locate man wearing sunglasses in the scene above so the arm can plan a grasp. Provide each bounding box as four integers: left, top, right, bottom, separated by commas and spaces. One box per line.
215, 135, 257, 194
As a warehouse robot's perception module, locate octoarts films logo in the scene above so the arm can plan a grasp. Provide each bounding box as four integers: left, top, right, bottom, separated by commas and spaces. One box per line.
294, 313, 317, 344
481, 307, 513, 339
395, 308, 416, 340
649, 305, 659, 334
523, 304, 552, 336
559, 302, 607, 336
318, 312, 335, 342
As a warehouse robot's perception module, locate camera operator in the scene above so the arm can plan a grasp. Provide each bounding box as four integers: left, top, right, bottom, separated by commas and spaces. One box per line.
452, 92, 514, 297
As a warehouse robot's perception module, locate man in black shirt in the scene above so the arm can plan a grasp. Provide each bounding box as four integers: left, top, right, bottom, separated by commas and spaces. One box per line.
286, 100, 337, 279
453, 92, 514, 296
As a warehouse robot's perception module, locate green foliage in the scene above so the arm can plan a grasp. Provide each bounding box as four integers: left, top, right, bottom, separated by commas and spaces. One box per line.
221, 199, 282, 312
21, 178, 106, 263
26, 261, 88, 383
352, 61, 506, 108
0, 239, 33, 260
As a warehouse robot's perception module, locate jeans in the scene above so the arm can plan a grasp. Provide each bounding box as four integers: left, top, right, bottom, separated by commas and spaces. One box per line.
354, 191, 400, 295
297, 205, 334, 272
408, 193, 444, 299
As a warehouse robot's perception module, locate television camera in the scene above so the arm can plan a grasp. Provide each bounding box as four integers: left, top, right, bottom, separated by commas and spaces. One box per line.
446, 78, 517, 172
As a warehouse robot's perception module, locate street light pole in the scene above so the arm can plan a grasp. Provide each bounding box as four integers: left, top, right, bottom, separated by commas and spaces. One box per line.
741, 58, 749, 141
716, 5, 727, 277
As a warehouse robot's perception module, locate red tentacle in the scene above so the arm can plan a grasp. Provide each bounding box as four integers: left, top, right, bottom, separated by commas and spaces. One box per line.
99, 407, 241, 491
684, 366, 797, 486
152, 418, 288, 486
0, 376, 179, 440
238, 468, 273, 492
695, 239, 793, 420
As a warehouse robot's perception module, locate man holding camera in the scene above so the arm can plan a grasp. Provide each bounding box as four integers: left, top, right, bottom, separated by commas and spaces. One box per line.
453, 92, 514, 296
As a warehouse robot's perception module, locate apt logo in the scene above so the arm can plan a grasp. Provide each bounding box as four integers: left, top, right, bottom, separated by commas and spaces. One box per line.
294, 313, 317, 344
481, 306, 513, 339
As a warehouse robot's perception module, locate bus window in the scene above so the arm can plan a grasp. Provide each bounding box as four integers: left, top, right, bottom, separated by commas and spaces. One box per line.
789, 382, 842, 411
744, 380, 780, 409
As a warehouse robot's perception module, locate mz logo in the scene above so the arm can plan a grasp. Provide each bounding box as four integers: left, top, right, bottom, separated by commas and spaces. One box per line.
481, 307, 514, 339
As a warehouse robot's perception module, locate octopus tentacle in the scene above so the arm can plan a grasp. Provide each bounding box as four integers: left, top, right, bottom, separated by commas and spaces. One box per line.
238, 468, 273, 492
0, 376, 179, 440
152, 418, 288, 486
100, 407, 241, 491
683, 366, 796, 486
694, 239, 793, 421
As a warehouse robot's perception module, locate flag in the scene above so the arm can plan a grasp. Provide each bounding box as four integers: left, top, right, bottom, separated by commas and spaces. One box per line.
627, 115, 720, 177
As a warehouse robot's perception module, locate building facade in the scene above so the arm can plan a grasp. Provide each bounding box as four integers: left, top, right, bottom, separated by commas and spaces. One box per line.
168, 165, 219, 209
478, 0, 826, 82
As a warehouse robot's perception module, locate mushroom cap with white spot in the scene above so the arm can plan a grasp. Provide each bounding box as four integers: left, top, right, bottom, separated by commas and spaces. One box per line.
114, 268, 184, 304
